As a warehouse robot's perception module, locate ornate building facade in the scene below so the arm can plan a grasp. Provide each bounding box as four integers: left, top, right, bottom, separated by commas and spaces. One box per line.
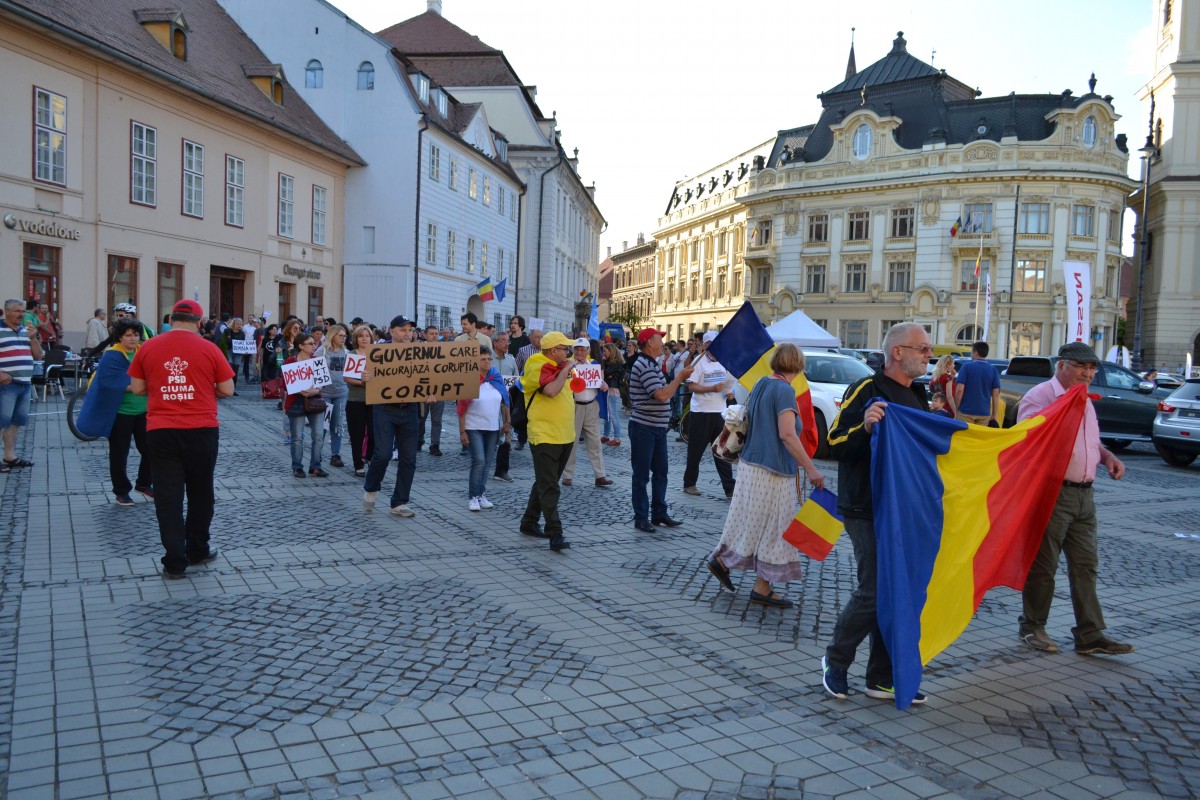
651, 140, 774, 342
1131, 0, 1200, 370
722, 34, 1136, 356
609, 234, 656, 331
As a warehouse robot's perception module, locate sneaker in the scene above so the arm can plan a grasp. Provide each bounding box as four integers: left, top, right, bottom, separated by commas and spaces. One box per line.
115, 493, 135, 507
1075, 637, 1134, 655
308, 468, 329, 478
478, 495, 494, 509
493, 473, 514, 483
292, 469, 305, 478
865, 683, 927, 705
469, 497, 481, 512
363, 491, 377, 512
284, 433, 292, 445
821, 656, 849, 700
135, 486, 154, 500
329, 455, 344, 468
1021, 629, 1059, 654
390, 504, 416, 518
683, 486, 701, 496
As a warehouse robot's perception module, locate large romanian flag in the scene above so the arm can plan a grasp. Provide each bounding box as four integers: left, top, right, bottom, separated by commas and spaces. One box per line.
706, 302, 818, 457
871, 385, 1089, 709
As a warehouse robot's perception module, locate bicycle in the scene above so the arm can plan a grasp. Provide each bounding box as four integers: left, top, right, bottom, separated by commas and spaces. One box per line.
66, 354, 100, 441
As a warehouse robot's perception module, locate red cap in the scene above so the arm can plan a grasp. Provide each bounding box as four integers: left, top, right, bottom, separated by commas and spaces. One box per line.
637, 327, 667, 345
172, 299, 204, 316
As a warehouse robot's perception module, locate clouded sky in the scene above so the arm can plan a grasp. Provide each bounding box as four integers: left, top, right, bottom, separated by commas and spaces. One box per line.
336, 0, 1156, 260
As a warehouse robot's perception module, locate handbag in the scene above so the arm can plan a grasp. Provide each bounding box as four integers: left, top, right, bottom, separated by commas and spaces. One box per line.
261, 376, 284, 400
303, 395, 328, 414
712, 403, 749, 463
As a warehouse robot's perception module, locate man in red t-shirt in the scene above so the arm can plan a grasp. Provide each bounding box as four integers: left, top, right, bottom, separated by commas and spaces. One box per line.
129, 299, 235, 579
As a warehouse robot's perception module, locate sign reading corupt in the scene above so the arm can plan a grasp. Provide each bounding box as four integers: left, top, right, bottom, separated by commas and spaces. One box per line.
3, 214, 81, 240
365, 342, 479, 404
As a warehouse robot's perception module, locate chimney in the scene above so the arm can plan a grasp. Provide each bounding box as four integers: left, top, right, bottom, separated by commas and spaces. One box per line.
606, 246, 611, 257
622, 240, 628, 251
636, 232, 645, 245
427, 0, 442, 15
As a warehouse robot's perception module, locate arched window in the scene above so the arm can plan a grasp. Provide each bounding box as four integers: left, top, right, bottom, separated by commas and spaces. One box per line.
1082, 115, 1097, 149
305, 59, 323, 89
853, 124, 873, 160
357, 61, 375, 91
956, 325, 983, 344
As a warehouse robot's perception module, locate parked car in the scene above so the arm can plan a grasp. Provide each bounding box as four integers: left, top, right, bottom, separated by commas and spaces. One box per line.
1152, 379, 1200, 467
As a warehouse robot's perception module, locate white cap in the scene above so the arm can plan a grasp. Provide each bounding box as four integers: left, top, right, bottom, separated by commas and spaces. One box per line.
572, 337, 590, 349
703, 330, 718, 344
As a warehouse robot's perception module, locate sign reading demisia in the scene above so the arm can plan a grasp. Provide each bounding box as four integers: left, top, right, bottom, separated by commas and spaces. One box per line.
573, 363, 604, 389
365, 342, 479, 404
282, 357, 332, 395
1062, 260, 1091, 343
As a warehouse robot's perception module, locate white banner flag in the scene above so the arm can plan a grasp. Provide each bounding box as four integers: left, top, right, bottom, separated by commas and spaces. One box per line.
983, 273, 992, 339
1062, 260, 1091, 344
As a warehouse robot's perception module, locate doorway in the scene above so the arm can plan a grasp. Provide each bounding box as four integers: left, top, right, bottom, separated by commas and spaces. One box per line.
209, 266, 246, 320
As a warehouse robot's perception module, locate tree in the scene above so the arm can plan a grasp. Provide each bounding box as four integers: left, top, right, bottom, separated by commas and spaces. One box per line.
608, 305, 644, 335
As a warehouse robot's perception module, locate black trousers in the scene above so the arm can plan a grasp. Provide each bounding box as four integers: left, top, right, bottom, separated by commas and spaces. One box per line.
109, 412, 152, 495
495, 439, 511, 477
148, 427, 219, 572
345, 400, 374, 470
510, 386, 528, 446
521, 442, 573, 537
683, 410, 734, 494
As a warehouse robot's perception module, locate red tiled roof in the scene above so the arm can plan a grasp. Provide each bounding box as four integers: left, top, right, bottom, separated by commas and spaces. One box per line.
6, 0, 362, 165
376, 11, 498, 55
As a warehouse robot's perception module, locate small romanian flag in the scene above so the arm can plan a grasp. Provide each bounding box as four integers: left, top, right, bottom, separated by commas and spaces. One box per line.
950, 216, 962, 238
782, 487, 844, 560
476, 277, 495, 302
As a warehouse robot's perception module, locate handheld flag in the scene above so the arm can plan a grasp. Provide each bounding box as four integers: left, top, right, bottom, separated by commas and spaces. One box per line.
871, 385, 1089, 709
475, 277, 495, 302
587, 294, 600, 340
706, 301, 819, 457
950, 216, 962, 237
494, 278, 507, 304
782, 487, 844, 560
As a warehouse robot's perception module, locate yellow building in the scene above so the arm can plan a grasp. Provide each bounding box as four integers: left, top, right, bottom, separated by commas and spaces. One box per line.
609, 234, 656, 332
0, 0, 361, 345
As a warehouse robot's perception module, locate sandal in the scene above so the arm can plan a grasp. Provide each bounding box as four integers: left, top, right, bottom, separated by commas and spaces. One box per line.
706, 559, 735, 592
3, 458, 33, 468
0, 465, 10, 474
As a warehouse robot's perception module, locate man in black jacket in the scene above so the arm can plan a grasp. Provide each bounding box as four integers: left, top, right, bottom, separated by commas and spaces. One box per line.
822, 321, 931, 703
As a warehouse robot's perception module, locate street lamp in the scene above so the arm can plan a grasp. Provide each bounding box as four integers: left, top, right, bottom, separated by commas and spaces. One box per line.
1132, 94, 1157, 373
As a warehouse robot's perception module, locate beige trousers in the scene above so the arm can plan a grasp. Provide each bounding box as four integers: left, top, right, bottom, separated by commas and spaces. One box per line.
562, 400, 605, 480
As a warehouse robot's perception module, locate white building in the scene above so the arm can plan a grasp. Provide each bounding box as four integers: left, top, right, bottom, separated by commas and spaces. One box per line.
377, 3, 604, 336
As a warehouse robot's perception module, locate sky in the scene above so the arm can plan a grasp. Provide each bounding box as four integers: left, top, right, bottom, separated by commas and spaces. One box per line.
335, 0, 1158, 260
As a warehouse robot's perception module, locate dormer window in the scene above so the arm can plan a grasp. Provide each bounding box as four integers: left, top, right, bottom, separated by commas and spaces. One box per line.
434, 89, 448, 117
357, 61, 375, 91
136, 9, 189, 61
305, 60, 323, 89
414, 73, 430, 103
1082, 115, 1098, 149
496, 139, 508, 162
853, 124, 872, 160
243, 65, 285, 106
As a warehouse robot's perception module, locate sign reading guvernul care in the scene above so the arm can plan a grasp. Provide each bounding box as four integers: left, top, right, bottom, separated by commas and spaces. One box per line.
365, 342, 479, 404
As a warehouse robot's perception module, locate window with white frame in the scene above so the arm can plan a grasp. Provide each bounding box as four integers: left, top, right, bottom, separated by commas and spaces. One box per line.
436, 90, 447, 117
425, 304, 437, 329
225, 155, 244, 227
182, 140, 204, 217
481, 242, 488, 273
448, 159, 457, 190
447, 229, 456, 269
498, 186, 505, 215
964, 202, 993, 232
34, 87, 66, 185
429, 143, 440, 181
890, 207, 914, 238
312, 186, 327, 246
357, 62, 375, 91
426, 223, 437, 263
887, 261, 912, 293
959, 258, 988, 291
1018, 202, 1050, 234
844, 262, 867, 292
277, 173, 294, 238
847, 210, 870, 240
131, 121, 157, 206
468, 168, 478, 200
840, 319, 868, 348
805, 263, 826, 294
305, 60, 323, 88
483, 176, 490, 206
1017, 259, 1046, 292
414, 73, 429, 102
497, 247, 505, 280
717, 231, 728, 256
1071, 204, 1095, 237
807, 213, 828, 243
755, 268, 771, 295
466, 237, 475, 272
1082, 116, 1097, 149
852, 124, 872, 160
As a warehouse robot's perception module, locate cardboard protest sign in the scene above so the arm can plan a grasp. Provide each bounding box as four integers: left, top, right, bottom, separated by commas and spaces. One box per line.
527, 317, 545, 332
232, 339, 256, 355
365, 342, 479, 404
282, 357, 332, 395
573, 362, 603, 389
343, 353, 366, 380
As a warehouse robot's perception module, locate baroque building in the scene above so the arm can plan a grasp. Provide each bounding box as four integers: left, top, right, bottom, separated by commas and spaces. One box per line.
1130, 0, 1200, 370
1, 0, 360, 342
652, 140, 774, 342
736, 33, 1135, 356
609, 234, 657, 331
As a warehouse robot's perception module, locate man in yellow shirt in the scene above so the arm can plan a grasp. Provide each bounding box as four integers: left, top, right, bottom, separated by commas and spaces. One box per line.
519, 331, 576, 551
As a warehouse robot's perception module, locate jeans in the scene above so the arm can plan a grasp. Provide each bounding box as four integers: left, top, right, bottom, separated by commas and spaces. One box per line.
604, 392, 622, 439
825, 517, 893, 687
628, 419, 668, 523
108, 412, 152, 495
322, 393, 347, 458
683, 410, 734, 494
419, 400, 443, 447
364, 403, 419, 507
345, 400, 373, 470
289, 410, 323, 470
521, 442, 573, 537
467, 429, 499, 497
147, 427, 219, 573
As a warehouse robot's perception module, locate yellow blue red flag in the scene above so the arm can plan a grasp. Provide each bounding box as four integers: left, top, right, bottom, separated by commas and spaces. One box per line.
476, 277, 495, 301
782, 486, 843, 560
871, 384, 1088, 709
707, 301, 819, 457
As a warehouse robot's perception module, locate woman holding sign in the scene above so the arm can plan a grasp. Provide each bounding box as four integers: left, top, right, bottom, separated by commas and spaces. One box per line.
457, 347, 511, 511
344, 325, 375, 476
282, 333, 328, 478
321, 325, 350, 468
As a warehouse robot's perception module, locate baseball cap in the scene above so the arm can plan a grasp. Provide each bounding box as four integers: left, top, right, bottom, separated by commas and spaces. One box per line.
1058, 342, 1100, 363
702, 330, 718, 344
540, 331, 572, 350
389, 315, 415, 330
572, 337, 590, 349
637, 327, 667, 345
172, 299, 203, 317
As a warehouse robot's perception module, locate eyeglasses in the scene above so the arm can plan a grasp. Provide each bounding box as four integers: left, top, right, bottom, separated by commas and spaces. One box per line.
1066, 360, 1098, 371
899, 344, 934, 355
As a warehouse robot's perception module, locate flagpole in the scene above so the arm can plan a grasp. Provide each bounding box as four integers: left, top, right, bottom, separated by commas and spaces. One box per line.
972, 233, 984, 338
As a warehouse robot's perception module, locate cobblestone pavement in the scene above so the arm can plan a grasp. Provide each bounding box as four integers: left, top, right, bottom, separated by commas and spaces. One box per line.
1, 391, 1198, 799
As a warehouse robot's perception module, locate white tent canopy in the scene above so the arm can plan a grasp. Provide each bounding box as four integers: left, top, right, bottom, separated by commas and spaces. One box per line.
765, 310, 841, 348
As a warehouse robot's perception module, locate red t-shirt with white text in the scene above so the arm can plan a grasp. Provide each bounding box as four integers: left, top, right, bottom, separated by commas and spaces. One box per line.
128, 329, 235, 430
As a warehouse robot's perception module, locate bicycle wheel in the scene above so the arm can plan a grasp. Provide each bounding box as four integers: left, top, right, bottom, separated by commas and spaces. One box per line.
67, 386, 99, 441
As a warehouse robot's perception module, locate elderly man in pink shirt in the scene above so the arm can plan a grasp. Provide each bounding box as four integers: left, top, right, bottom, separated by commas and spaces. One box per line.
1015, 342, 1132, 656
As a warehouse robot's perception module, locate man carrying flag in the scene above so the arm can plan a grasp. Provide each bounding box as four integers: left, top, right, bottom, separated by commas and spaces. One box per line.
822, 322, 931, 703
